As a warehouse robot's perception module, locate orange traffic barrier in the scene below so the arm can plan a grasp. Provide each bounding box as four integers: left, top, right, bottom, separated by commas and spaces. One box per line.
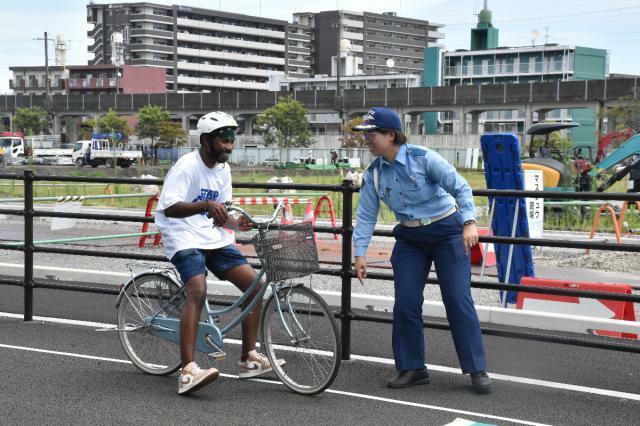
586, 204, 621, 254
517, 277, 636, 339
139, 194, 162, 248
102, 184, 114, 206
314, 195, 338, 240
470, 228, 496, 266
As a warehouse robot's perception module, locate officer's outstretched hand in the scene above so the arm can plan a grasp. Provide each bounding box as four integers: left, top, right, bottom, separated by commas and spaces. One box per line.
462, 222, 479, 254
354, 256, 367, 286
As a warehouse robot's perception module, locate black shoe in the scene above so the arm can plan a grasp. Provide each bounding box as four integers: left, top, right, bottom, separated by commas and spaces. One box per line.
470, 371, 493, 394
387, 368, 430, 389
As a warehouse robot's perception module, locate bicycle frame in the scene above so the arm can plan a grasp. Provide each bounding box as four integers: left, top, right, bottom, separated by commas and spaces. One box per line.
123, 201, 309, 354
137, 268, 304, 355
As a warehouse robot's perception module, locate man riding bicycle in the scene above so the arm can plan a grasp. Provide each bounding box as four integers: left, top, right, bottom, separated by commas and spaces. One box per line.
155, 111, 283, 395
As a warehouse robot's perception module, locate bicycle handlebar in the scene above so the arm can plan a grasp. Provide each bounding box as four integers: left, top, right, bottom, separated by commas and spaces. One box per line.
224, 200, 285, 227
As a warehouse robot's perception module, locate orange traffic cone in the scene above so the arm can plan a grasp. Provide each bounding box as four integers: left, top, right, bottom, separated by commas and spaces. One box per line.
303, 199, 315, 224
281, 202, 294, 225
303, 199, 318, 240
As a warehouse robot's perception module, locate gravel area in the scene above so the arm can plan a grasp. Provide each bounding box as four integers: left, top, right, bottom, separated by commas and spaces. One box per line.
540, 249, 640, 274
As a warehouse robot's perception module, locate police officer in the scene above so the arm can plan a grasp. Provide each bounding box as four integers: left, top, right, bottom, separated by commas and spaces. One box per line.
352, 107, 493, 394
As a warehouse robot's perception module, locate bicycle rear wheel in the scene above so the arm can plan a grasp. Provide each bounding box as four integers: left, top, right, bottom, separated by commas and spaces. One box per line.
117, 273, 185, 375
260, 284, 341, 395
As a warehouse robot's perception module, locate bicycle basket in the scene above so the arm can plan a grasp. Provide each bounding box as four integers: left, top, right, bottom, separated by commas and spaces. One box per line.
252, 222, 319, 281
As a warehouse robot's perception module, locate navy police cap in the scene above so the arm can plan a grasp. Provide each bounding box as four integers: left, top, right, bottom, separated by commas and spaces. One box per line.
352, 107, 402, 131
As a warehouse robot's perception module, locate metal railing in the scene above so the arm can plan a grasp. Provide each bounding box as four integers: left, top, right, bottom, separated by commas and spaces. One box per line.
444, 59, 571, 78
1, 171, 640, 360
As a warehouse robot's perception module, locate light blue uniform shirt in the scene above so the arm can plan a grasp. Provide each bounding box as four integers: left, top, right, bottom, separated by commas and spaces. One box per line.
353, 144, 476, 257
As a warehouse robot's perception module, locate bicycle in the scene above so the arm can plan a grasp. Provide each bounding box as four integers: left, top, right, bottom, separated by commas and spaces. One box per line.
115, 201, 341, 395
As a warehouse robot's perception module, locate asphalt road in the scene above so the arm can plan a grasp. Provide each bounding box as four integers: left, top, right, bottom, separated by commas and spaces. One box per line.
1, 284, 639, 426
2, 208, 640, 425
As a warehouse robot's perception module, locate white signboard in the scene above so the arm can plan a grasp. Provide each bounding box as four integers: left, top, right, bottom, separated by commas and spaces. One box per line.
524, 170, 544, 239
464, 148, 481, 170
51, 201, 82, 231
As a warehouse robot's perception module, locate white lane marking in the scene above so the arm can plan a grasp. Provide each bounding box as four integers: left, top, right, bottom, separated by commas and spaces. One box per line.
0, 343, 131, 365
0, 342, 543, 426
324, 389, 549, 426
2, 312, 640, 403
349, 353, 640, 402
0, 312, 117, 329
5, 262, 640, 336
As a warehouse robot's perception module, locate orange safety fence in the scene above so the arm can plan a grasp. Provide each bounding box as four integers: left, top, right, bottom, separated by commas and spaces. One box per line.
102, 184, 114, 206
586, 203, 621, 254
314, 195, 339, 240
139, 194, 162, 248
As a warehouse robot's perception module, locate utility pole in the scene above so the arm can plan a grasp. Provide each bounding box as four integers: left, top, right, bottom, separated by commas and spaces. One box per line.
35, 32, 52, 106
34, 32, 53, 135
335, 12, 344, 144
44, 32, 51, 102
336, 19, 342, 99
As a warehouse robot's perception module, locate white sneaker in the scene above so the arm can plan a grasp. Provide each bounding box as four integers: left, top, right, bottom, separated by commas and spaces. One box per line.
178, 362, 219, 395
238, 351, 286, 379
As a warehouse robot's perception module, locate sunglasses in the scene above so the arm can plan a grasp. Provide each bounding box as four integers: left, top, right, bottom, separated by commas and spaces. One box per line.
364, 130, 392, 140
364, 131, 380, 140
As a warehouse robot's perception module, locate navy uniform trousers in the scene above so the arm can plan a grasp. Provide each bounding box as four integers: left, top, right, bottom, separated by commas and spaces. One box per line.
390, 211, 486, 373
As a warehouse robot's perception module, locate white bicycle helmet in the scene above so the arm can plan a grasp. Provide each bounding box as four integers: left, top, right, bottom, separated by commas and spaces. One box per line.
196, 111, 238, 137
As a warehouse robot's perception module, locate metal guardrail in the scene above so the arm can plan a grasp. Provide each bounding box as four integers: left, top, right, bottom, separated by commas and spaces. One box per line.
1, 171, 640, 357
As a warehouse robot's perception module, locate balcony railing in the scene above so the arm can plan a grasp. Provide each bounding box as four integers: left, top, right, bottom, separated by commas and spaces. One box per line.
67, 78, 117, 89
445, 60, 571, 78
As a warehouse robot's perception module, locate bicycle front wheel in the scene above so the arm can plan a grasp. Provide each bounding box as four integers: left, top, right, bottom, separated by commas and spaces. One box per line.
117, 273, 184, 376
260, 285, 341, 395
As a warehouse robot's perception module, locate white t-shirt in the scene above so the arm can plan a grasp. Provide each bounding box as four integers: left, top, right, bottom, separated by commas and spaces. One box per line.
155, 151, 234, 259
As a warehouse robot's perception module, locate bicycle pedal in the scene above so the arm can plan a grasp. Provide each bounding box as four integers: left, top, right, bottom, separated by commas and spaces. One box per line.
207, 351, 226, 360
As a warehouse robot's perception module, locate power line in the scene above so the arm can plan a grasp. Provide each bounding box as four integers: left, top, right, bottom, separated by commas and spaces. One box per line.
426, 0, 639, 20
443, 6, 640, 27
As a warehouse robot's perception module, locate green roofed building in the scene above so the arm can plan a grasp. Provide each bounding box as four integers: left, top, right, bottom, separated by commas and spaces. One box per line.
423, 1, 608, 149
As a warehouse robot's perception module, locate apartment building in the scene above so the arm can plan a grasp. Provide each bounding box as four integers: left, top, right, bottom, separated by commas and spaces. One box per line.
293, 10, 444, 77
66, 64, 165, 94
86, 2, 310, 91
9, 66, 67, 95
86, 4, 443, 91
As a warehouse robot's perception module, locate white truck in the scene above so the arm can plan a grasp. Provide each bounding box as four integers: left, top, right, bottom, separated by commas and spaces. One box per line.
0, 133, 73, 164
0, 135, 22, 164
72, 139, 142, 168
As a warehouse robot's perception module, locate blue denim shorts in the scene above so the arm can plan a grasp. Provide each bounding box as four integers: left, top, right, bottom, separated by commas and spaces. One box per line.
170, 245, 249, 283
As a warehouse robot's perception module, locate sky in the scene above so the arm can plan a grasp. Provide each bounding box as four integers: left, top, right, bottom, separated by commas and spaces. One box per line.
1, 0, 639, 93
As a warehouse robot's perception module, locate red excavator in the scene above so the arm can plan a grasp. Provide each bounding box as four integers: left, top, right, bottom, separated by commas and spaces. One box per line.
573, 128, 636, 192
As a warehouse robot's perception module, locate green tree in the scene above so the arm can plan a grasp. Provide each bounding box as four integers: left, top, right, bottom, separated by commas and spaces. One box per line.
340, 117, 366, 148
255, 97, 312, 148
136, 105, 171, 164
599, 95, 640, 132
13, 107, 51, 135
157, 121, 187, 148
136, 105, 171, 144
99, 109, 130, 140
77, 118, 97, 140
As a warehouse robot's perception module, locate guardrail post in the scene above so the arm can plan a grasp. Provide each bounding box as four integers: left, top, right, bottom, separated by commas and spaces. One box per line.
23, 170, 34, 321
340, 179, 355, 360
